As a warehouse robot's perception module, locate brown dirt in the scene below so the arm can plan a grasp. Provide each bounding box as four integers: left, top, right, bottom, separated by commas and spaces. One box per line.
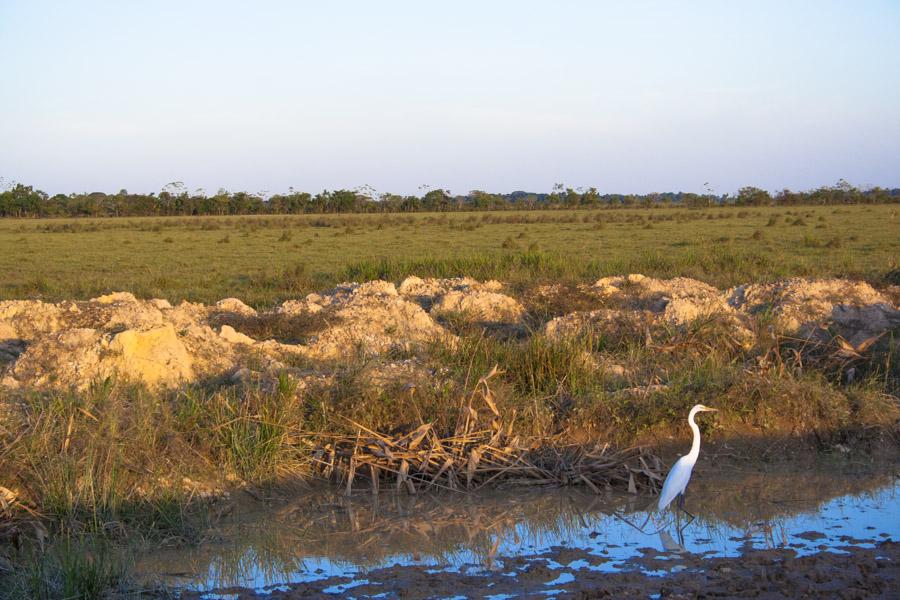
398, 275, 525, 325
0, 281, 457, 391
1, 275, 897, 393
547, 275, 899, 350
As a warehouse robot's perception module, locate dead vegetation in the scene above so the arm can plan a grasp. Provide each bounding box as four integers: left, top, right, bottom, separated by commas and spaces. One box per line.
310, 369, 662, 496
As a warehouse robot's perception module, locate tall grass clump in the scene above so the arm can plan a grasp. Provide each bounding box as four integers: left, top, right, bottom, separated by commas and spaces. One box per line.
592, 247, 781, 288
6, 382, 169, 528
344, 249, 575, 285
432, 332, 600, 398
0, 377, 313, 539
194, 375, 304, 480
3, 536, 127, 600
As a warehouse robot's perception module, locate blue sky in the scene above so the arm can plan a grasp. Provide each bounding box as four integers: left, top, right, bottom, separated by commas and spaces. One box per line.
1, 1, 899, 196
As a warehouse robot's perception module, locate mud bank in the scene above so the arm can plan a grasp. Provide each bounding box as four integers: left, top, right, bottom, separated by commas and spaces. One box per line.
177, 543, 897, 599
139, 464, 899, 599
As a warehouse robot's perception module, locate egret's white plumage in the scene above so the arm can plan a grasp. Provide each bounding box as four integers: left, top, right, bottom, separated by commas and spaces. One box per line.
657, 404, 717, 511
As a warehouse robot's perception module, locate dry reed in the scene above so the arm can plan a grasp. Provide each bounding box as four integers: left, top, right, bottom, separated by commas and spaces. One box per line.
306, 367, 664, 495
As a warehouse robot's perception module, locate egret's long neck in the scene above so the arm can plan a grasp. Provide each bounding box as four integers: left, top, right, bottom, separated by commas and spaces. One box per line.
687, 408, 702, 461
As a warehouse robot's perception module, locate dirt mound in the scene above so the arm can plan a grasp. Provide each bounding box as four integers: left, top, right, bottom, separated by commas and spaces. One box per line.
76, 293, 167, 330
0, 293, 183, 337
0, 281, 460, 391
0, 294, 240, 391
215, 298, 257, 316
544, 309, 640, 342
593, 274, 734, 325
218, 324, 257, 345
107, 325, 194, 385
726, 278, 900, 361
3, 325, 194, 390
397, 276, 503, 303
0, 300, 69, 339
728, 278, 892, 332
278, 281, 453, 359
547, 275, 753, 347
2, 276, 896, 393
280, 280, 401, 315
548, 275, 899, 350
398, 276, 524, 324
431, 290, 525, 324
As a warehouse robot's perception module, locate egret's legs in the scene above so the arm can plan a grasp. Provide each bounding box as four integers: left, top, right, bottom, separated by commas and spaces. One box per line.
612, 509, 661, 535
676, 493, 695, 525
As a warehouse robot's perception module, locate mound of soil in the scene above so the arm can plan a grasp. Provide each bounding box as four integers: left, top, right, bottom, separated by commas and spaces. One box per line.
1, 275, 897, 393
728, 278, 900, 346
547, 274, 753, 346
594, 274, 733, 325
0, 280, 463, 391
547, 275, 899, 353
398, 276, 525, 324
276, 280, 453, 359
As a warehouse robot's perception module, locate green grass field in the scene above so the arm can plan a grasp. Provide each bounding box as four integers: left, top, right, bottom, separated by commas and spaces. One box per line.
2, 204, 899, 597
2, 205, 897, 306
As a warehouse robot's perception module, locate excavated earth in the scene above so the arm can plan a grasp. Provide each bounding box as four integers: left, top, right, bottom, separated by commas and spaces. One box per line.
0, 275, 898, 393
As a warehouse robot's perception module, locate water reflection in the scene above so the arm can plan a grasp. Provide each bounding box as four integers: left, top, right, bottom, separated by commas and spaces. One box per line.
134, 465, 899, 594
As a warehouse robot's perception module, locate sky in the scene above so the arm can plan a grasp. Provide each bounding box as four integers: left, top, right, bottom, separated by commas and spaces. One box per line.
1, 1, 899, 197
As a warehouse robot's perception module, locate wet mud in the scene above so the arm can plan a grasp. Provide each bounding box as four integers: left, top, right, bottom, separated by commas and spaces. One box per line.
188, 541, 897, 599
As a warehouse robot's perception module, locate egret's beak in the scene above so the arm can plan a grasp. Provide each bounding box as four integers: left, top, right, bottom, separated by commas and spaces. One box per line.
704, 407, 719, 413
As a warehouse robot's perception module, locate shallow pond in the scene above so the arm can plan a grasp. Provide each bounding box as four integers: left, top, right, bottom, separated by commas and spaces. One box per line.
135, 463, 899, 598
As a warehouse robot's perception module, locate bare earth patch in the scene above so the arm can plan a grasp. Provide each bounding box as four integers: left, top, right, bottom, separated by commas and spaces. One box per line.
0, 275, 897, 393
173, 540, 900, 600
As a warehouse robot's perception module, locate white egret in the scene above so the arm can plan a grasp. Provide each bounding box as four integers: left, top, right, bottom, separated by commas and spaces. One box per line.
657, 404, 718, 513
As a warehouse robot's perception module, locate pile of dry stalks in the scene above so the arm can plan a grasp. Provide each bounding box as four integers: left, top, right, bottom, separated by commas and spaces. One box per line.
308, 367, 664, 495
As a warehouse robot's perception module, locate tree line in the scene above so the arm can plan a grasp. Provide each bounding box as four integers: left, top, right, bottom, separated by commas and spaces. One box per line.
0, 180, 897, 218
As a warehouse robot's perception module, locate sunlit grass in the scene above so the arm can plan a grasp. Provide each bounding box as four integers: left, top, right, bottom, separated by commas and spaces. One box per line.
2, 205, 896, 306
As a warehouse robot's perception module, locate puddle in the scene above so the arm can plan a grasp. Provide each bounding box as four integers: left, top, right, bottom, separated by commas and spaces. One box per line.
134, 465, 899, 597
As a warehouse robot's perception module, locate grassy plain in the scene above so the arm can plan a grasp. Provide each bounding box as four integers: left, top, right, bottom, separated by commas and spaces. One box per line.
1, 204, 898, 306
1, 204, 899, 598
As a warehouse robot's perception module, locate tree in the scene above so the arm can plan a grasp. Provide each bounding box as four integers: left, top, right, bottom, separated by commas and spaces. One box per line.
0, 184, 47, 217
736, 186, 771, 206
422, 189, 451, 211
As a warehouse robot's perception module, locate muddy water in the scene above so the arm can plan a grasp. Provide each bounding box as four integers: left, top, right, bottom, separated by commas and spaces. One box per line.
136, 464, 899, 598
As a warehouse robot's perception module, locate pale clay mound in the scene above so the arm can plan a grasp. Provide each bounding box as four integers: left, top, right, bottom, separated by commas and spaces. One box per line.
592, 274, 736, 325
1, 275, 897, 392
0, 279, 505, 391
397, 276, 525, 324
546, 274, 755, 347
726, 278, 899, 346
276, 280, 454, 359
545, 275, 899, 349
